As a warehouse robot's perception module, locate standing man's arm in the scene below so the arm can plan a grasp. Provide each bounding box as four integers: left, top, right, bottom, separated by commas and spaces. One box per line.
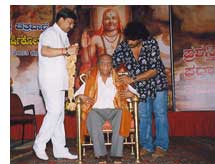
40, 30, 79, 57
41, 46, 66, 57
41, 44, 79, 57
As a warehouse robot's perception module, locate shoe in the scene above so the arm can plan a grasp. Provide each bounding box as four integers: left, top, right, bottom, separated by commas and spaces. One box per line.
152, 147, 167, 159
95, 155, 108, 164
140, 148, 152, 157
54, 152, 78, 160
111, 156, 122, 164
33, 145, 49, 160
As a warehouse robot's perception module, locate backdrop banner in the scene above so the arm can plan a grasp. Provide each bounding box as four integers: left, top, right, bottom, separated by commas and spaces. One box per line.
10, 5, 172, 114
172, 6, 215, 111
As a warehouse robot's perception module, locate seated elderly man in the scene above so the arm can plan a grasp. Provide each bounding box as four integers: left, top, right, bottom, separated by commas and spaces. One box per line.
75, 54, 138, 164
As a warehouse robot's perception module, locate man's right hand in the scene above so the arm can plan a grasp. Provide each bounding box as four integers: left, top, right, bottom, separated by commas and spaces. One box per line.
77, 94, 95, 105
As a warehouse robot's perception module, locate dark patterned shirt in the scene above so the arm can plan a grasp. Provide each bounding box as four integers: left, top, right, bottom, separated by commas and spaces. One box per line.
112, 37, 168, 102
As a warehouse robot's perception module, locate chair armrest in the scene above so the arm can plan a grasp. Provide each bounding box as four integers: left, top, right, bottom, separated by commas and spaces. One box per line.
23, 104, 35, 116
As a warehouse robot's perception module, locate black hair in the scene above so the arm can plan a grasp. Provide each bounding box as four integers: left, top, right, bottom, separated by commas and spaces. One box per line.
124, 21, 150, 41
56, 8, 77, 22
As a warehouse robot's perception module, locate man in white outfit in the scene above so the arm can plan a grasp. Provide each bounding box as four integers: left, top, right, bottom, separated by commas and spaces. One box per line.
33, 8, 78, 160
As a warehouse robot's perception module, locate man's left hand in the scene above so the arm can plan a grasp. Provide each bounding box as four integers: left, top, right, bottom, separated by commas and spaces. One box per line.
118, 75, 134, 85
118, 90, 134, 99
67, 43, 79, 56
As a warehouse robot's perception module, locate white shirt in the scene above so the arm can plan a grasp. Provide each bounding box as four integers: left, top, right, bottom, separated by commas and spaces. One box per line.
74, 73, 139, 109
156, 34, 170, 68
38, 23, 70, 91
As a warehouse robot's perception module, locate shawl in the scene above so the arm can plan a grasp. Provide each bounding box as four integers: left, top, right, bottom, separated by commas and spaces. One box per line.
80, 66, 132, 142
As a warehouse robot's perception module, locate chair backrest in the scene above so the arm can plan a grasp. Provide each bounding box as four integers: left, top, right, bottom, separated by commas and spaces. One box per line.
10, 93, 24, 116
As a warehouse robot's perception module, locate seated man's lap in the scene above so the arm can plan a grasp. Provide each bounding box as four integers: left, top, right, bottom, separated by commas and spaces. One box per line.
87, 108, 122, 131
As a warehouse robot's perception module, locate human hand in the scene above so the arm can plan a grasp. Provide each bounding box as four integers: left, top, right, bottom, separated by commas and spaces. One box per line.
78, 94, 95, 105
81, 30, 91, 48
67, 43, 79, 56
118, 90, 134, 99
118, 75, 134, 85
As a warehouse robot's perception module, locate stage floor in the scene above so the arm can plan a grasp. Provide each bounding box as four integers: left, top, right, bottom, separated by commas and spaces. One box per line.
11, 137, 215, 164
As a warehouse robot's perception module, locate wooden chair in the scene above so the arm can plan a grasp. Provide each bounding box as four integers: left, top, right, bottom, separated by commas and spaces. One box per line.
10, 93, 37, 146
76, 74, 141, 163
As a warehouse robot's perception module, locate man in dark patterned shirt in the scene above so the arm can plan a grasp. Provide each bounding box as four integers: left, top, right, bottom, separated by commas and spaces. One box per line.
112, 21, 169, 159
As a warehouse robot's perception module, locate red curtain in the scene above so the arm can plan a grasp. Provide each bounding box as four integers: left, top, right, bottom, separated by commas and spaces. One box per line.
11, 112, 215, 140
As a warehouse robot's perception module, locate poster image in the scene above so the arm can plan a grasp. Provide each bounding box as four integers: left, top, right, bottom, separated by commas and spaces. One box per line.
172, 6, 215, 111
10, 5, 172, 114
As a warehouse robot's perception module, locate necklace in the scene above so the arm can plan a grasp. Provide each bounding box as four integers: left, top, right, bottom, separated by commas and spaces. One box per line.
103, 33, 119, 43
101, 34, 122, 54
104, 32, 119, 37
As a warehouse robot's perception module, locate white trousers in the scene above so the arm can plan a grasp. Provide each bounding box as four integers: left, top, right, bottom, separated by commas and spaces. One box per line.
34, 89, 69, 156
